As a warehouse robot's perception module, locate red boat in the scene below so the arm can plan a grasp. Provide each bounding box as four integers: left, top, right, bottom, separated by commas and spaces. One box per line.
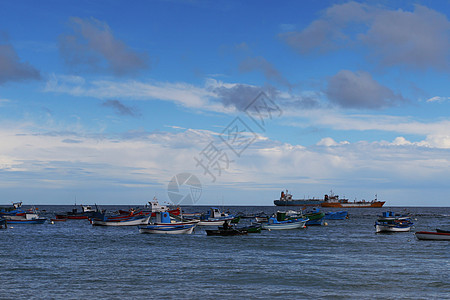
415, 231, 450, 241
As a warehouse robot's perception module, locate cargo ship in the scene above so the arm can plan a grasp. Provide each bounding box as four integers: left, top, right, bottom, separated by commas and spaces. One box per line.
321, 193, 385, 208
274, 190, 324, 206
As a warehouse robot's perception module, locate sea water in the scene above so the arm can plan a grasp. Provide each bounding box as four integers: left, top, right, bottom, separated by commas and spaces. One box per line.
1, 206, 449, 299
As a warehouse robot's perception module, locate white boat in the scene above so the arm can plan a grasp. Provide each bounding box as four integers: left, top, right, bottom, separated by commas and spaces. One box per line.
261, 217, 309, 230
415, 231, 450, 241
197, 207, 235, 226
139, 211, 198, 234
139, 223, 196, 234
375, 211, 413, 233
91, 215, 150, 226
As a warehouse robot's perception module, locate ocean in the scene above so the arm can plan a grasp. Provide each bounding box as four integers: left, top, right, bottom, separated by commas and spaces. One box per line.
1, 206, 449, 299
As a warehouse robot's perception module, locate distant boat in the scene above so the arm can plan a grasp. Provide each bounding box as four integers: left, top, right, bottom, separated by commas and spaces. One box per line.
375, 211, 413, 233
138, 210, 198, 234
91, 214, 150, 226
197, 207, 235, 226
261, 212, 309, 230
55, 204, 101, 220
262, 217, 308, 230
274, 190, 324, 206
139, 223, 196, 234
285, 209, 325, 226
415, 231, 450, 241
322, 193, 385, 208
0, 202, 46, 224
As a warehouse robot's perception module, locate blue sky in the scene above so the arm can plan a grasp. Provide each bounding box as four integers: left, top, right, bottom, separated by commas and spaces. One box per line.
1, 0, 450, 206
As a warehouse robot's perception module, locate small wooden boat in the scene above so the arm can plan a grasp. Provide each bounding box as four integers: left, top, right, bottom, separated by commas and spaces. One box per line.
240, 224, 262, 233
197, 207, 235, 226
375, 211, 413, 233
139, 211, 198, 234
324, 211, 348, 220
139, 223, 196, 234
91, 215, 150, 226
1, 203, 46, 224
305, 209, 325, 225
415, 231, 450, 241
262, 216, 308, 230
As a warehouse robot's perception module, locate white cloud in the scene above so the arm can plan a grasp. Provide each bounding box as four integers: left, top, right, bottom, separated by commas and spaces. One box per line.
426, 96, 450, 103
1, 122, 449, 205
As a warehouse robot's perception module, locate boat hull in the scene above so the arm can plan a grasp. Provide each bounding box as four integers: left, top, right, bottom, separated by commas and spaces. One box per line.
324, 211, 348, 220
198, 217, 234, 226
274, 199, 324, 206
139, 224, 196, 234
6, 218, 46, 224
92, 216, 150, 226
322, 201, 385, 208
375, 224, 412, 233
262, 219, 307, 230
415, 231, 450, 241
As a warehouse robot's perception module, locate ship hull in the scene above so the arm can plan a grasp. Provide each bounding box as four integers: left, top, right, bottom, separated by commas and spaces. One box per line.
274, 200, 323, 206
321, 201, 385, 208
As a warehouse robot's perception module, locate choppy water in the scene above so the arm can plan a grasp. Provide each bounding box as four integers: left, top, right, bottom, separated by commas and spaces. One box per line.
1, 206, 449, 299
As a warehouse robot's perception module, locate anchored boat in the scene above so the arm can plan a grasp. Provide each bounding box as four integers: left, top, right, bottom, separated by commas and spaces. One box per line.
415, 230, 450, 241
375, 211, 413, 233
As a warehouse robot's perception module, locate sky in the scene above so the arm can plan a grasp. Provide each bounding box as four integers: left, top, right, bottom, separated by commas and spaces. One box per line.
0, 0, 450, 206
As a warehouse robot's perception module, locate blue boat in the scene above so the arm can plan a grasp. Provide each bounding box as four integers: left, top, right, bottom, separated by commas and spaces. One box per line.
375, 211, 414, 233
324, 211, 348, 220
0, 202, 47, 224
138, 211, 198, 234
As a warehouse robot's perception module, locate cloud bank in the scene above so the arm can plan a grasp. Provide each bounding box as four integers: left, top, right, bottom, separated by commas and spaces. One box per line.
280, 2, 450, 70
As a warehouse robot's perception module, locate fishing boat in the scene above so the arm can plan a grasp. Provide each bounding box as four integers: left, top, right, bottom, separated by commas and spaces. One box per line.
324, 211, 348, 220
262, 217, 308, 230
304, 209, 325, 226
261, 212, 309, 230
55, 204, 101, 220
139, 223, 196, 234
91, 214, 150, 226
239, 223, 262, 233
322, 193, 385, 208
375, 211, 413, 233
145, 197, 181, 216
415, 231, 450, 241
206, 221, 247, 236
0, 202, 47, 224
197, 207, 235, 226
285, 209, 324, 226
274, 190, 325, 206
138, 211, 198, 234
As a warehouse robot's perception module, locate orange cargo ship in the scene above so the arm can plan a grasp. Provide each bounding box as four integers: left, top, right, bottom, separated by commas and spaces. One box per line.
321, 193, 385, 208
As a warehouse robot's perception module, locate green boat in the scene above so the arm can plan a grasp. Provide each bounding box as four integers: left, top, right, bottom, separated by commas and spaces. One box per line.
241, 224, 262, 233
